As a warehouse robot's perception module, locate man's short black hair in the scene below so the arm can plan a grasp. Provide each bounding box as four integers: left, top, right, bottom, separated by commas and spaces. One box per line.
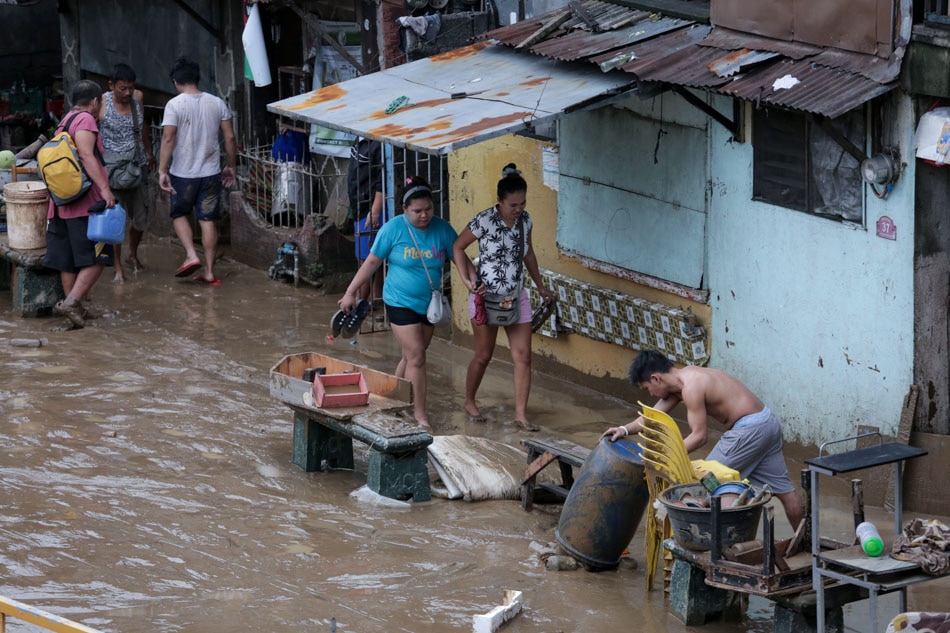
629, 349, 674, 384
169, 57, 200, 86
71, 79, 102, 107
110, 63, 136, 84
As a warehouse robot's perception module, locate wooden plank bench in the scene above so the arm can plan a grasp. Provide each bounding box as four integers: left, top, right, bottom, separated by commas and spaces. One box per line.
0, 235, 64, 316
270, 352, 433, 501
520, 436, 591, 511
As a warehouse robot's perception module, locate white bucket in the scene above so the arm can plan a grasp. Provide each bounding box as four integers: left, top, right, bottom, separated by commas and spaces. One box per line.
3, 181, 49, 249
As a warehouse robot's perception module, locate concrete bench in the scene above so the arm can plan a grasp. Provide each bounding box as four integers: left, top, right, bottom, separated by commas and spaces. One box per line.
0, 236, 64, 316
287, 406, 433, 501
270, 352, 433, 502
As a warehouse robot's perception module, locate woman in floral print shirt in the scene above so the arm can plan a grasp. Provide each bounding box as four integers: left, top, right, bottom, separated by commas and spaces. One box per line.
452, 165, 556, 431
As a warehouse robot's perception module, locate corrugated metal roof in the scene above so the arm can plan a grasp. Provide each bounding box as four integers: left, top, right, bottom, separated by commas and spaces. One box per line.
483, 1, 900, 119
266, 41, 636, 155
591, 23, 712, 74
530, 16, 691, 61
633, 41, 897, 118
714, 59, 896, 119
698, 26, 900, 84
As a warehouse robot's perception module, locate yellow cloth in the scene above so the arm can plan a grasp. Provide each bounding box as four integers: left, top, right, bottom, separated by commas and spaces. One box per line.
691, 459, 741, 484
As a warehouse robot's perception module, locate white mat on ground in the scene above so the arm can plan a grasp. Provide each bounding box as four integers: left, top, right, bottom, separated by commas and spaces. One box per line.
428, 435, 556, 501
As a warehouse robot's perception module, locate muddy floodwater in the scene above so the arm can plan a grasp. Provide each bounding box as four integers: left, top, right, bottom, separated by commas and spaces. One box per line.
2, 241, 948, 633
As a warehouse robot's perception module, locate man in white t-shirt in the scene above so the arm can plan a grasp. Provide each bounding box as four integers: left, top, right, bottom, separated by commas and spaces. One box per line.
158, 57, 236, 286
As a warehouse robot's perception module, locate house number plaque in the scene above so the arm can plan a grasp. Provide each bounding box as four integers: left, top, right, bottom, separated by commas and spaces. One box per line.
876, 215, 897, 241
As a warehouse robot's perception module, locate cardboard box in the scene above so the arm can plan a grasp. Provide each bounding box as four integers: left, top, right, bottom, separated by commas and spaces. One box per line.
312, 372, 370, 408
269, 352, 412, 415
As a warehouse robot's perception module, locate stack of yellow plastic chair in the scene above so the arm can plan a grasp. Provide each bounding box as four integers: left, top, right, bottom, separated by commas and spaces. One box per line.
637, 403, 697, 592
636, 403, 741, 592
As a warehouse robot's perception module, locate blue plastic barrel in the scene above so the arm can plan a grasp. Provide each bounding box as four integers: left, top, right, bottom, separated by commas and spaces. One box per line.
555, 437, 649, 570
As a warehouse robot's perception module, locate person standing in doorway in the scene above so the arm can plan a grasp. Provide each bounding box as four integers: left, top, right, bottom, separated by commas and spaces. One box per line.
99, 63, 155, 281
348, 136, 384, 302
43, 79, 116, 329
452, 164, 556, 431
158, 57, 236, 286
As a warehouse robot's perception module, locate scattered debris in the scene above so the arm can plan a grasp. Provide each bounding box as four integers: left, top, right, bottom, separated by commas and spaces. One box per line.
545, 555, 579, 571
473, 590, 523, 633
10, 338, 47, 348
349, 485, 412, 508
772, 73, 800, 90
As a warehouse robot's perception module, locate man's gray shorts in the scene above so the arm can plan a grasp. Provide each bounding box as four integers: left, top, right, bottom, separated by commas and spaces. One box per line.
705, 407, 795, 494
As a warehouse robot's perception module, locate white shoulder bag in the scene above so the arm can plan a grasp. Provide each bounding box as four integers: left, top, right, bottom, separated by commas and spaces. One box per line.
405, 216, 452, 326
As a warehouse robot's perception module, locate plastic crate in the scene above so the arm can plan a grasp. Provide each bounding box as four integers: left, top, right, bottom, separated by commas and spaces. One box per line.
312, 372, 370, 408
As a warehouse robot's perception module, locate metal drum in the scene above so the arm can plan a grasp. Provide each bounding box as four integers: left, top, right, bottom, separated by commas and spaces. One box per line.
555, 437, 649, 570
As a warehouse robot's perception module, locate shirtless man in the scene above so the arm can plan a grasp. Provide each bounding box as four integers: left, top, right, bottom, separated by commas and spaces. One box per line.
604, 349, 804, 529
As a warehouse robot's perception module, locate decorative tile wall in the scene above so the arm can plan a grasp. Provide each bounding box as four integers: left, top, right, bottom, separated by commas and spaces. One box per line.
528, 270, 709, 366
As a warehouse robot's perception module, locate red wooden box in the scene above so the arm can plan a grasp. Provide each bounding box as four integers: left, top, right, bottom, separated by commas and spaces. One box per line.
311, 372, 370, 408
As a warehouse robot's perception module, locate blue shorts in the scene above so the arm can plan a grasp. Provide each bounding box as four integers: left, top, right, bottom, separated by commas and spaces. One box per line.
354, 216, 380, 260
169, 174, 222, 221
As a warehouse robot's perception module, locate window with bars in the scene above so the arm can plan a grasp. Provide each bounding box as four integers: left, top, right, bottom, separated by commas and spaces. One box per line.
752, 107, 865, 223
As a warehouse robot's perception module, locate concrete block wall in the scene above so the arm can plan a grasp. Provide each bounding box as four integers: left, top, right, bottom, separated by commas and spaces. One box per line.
229, 192, 356, 292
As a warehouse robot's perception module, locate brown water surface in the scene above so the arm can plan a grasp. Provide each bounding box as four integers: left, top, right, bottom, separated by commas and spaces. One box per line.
1, 241, 947, 632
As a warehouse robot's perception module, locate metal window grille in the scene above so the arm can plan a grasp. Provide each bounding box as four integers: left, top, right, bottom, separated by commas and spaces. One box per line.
923, 0, 950, 25
237, 146, 347, 229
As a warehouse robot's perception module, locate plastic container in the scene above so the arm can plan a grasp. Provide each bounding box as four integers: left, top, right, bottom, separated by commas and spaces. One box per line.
555, 437, 649, 570
312, 372, 370, 408
87, 203, 127, 244
3, 181, 49, 249
711, 481, 750, 508
660, 482, 771, 551
712, 481, 749, 496
856, 521, 884, 557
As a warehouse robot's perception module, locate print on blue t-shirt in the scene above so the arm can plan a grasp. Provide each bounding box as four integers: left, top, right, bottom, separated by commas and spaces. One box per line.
371, 215, 459, 315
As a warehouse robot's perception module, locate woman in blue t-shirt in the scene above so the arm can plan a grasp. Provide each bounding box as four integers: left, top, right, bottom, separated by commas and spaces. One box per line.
338, 176, 459, 428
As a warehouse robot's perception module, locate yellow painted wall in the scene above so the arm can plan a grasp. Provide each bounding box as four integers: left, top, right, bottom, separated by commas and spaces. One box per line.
448, 134, 711, 382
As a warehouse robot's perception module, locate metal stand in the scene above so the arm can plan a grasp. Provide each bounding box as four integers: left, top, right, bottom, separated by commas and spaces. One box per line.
806, 434, 929, 633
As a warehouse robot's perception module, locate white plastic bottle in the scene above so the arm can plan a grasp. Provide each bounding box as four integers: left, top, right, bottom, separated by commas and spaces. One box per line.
856, 521, 884, 557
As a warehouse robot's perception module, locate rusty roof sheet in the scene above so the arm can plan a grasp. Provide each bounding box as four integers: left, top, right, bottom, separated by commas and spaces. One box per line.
699, 26, 823, 60
484, 1, 900, 118
698, 26, 900, 84
591, 23, 712, 74
530, 15, 691, 61
483, 1, 654, 47
634, 50, 896, 119
266, 42, 636, 155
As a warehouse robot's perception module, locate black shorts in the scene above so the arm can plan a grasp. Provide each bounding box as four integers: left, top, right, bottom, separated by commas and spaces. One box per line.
385, 304, 433, 326
43, 215, 112, 273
